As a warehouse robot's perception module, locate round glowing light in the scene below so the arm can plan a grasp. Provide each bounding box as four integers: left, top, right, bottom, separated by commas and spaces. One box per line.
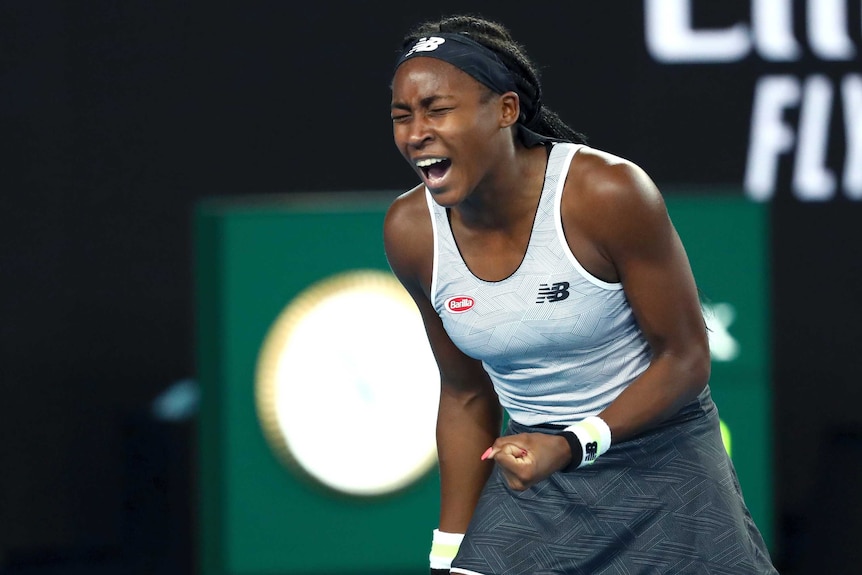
256, 270, 439, 497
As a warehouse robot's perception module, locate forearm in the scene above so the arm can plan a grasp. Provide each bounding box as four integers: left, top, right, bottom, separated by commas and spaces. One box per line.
599, 348, 710, 444
436, 384, 502, 533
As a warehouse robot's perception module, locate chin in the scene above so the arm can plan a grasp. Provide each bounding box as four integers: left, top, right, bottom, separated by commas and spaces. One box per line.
427, 187, 463, 208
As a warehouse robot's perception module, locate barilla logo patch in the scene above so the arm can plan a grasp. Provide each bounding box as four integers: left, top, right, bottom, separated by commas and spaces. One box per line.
445, 296, 474, 313
405, 37, 446, 57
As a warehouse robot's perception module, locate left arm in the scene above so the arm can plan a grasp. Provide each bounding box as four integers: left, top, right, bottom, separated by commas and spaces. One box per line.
486, 152, 710, 488
588, 158, 710, 441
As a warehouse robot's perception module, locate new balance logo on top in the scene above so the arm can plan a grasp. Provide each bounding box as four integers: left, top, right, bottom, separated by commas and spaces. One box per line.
536, 281, 570, 303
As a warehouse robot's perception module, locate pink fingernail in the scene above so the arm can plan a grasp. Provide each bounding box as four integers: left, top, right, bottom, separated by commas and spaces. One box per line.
481, 447, 493, 460
521, 449, 528, 457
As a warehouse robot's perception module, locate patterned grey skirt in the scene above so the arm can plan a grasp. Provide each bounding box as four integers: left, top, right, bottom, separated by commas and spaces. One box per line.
451, 390, 778, 575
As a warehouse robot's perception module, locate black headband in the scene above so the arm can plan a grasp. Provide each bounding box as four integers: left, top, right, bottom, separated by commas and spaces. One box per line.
394, 32, 545, 130
395, 33, 518, 98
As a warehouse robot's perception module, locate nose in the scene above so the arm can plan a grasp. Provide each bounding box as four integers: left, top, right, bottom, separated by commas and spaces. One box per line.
405, 116, 432, 149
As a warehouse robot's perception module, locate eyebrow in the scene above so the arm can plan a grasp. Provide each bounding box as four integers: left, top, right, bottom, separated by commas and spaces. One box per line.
391, 94, 453, 111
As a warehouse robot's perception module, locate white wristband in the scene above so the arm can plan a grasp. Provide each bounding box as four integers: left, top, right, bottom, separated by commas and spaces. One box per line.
563, 415, 612, 467
429, 529, 464, 570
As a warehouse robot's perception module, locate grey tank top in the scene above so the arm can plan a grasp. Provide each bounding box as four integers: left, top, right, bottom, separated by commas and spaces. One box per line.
426, 142, 652, 426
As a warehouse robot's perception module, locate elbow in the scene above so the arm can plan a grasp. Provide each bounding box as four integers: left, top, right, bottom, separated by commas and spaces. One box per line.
693, 358, 711, 396
440, 381, 499, 411
687, 340, 711, 396
439, 375, 500, 412
659, 340, 710, 400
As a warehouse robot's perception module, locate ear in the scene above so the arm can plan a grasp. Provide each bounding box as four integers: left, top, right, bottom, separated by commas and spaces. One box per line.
499, 91, 520, 128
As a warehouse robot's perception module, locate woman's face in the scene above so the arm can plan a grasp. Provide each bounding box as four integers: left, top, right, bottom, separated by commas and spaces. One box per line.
391, 57, 512, 206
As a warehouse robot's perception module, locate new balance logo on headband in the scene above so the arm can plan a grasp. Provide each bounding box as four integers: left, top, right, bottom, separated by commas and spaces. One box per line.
404, 37, 446, 58
395, 33, 518, 97
536, 282, 570, 303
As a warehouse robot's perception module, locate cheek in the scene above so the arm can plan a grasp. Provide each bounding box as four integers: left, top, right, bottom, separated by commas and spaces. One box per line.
459, 104, 502, 142
459, 117, 501, 155
391, 124, 410, 153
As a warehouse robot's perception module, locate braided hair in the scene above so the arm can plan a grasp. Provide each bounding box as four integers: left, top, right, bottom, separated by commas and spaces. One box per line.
402, 14, 587, 144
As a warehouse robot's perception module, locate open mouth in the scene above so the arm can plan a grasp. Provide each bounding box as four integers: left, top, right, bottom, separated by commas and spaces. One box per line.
415, 157, 452, 185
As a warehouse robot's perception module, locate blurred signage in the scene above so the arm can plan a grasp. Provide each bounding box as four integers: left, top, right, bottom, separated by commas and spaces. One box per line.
645, 0, 861, 201
703, 302, 740, 362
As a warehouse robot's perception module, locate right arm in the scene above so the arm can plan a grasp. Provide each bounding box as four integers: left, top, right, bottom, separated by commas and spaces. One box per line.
383, 188, 502, 535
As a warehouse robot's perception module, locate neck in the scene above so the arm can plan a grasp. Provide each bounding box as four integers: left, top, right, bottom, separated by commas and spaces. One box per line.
455, 144, 548, 230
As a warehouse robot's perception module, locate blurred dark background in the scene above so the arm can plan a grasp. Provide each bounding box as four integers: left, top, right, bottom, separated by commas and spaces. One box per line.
2, 1, 860, 573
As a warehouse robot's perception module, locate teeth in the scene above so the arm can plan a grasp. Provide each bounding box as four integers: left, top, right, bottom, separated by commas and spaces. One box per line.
415, 158, 445, 168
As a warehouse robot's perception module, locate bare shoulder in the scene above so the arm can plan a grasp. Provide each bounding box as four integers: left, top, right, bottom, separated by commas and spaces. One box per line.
565, 146, 671, 249
383, 184, 433, 292
568, 146, 665, 213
